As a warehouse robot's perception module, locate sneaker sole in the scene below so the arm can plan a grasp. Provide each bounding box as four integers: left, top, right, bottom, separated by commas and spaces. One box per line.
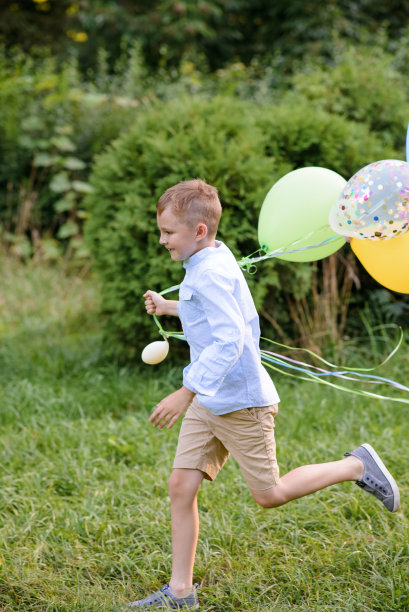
361, 443, 400, 512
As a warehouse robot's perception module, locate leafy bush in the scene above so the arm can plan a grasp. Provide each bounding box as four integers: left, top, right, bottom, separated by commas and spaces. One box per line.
84, 95, 391, 360
289, 47, 409, 151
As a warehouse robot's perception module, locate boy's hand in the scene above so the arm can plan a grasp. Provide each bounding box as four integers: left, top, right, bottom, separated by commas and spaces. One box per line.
149, 386, 195, 429
144, 290, 167, 315
143, 291, 179, 316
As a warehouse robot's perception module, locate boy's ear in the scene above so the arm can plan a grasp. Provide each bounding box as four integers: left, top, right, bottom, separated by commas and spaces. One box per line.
195, 222, 208, 240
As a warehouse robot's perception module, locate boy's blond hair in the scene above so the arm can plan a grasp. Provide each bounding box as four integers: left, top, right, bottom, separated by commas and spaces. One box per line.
157, 179, 222, 237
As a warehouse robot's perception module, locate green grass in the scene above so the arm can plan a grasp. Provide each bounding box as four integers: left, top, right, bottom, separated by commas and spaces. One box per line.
0, 258, 408, 611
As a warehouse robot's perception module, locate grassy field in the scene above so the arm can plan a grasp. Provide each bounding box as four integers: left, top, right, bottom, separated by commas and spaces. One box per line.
0, 259, 408, 611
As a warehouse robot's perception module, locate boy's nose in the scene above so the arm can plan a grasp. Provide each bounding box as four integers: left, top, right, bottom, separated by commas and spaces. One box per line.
159, 234, 166, 245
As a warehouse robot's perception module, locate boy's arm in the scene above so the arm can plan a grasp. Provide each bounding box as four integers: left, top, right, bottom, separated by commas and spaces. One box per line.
144, 290, 179, 316
182, 271, 245, 397
143, 290, 193, 429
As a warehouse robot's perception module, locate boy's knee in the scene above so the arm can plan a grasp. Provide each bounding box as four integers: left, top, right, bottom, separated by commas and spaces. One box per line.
168, 469, 202, 501
168, 470, 184, 497
251, 484, 286, 509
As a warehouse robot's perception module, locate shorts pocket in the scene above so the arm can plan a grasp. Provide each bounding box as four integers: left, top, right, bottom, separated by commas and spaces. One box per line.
246, 405, 277, 422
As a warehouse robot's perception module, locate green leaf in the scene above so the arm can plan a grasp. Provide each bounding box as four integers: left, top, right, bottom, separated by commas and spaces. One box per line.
37, 139, 53, 150
50, 172, 71, 193
55, 125, 74, 136
72, 180, 94, 194
35, 74, 59, 91
50, 136, 76, 152
39, 238, 61, 261
34, 153, 59, 167
82, 92, 108, 105
57, 221, 79, 239
54, 197, 75, 213
17, 134, 36, 149
70, 237, 90, 258
9, 235, 32, 259
77, 209, 90, 219
21, 115, 45, 131
63, 157, 87, 170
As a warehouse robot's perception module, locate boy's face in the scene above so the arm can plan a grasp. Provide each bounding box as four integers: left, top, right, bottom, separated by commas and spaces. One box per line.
157, 207, 203, 261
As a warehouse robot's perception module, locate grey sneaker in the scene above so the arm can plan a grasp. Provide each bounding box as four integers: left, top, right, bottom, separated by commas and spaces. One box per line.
344, 443, 400, 512
128, 584, 199, 610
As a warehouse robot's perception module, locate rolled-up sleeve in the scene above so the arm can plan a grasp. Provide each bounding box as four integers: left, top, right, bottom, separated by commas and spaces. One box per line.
182, 271, 245, 396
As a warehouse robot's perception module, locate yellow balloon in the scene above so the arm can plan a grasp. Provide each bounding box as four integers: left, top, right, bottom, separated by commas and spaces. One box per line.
351, 231, 409, 293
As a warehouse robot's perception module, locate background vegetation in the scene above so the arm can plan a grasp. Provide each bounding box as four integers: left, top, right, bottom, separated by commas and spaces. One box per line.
84, 92, 395, 357
1, 2, 409, 609
2, 2, 409, 357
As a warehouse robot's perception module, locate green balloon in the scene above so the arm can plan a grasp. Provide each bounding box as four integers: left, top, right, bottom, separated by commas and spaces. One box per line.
258, 167, 346, 262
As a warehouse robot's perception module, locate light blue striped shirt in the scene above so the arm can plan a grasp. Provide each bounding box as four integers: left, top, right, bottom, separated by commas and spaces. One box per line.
177, 241, 280, 415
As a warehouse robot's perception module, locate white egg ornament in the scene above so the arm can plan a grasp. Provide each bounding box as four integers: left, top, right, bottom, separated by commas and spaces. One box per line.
141, 339, 169, 365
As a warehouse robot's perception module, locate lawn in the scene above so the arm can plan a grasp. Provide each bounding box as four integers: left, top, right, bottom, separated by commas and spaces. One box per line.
0, 259, 408, 611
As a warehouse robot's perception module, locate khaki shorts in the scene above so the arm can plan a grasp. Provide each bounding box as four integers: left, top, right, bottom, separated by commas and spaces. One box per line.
173, 398, 279, 491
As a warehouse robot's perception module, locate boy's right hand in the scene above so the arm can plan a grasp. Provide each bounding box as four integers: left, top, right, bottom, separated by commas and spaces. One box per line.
149, 386, 195, 429
143, 290, 167, 315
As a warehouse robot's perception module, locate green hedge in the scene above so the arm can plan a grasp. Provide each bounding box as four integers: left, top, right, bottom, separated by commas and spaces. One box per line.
84, 95, 392, 360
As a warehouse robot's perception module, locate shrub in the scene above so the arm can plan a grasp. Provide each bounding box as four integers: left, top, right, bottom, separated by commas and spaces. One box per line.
84, 95, 391, 360
289, 47, 409, 151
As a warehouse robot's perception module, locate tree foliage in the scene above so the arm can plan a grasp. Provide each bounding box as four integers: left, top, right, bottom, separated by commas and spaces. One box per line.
2, 1, 409, 76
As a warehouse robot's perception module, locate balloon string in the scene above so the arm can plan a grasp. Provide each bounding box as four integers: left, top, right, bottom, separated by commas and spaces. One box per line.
237, 229, 341, 272
152, 313, 184, 340
261, 359, 409, 405
260, 326, 404, 373
261, 350, 409, 392
152, 284, 183, 337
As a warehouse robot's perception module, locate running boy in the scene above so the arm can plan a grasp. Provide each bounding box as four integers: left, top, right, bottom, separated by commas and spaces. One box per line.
129, 179, 400, 610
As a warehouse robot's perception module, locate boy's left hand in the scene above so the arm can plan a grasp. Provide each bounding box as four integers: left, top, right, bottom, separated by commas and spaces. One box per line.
149, 386, 195, 429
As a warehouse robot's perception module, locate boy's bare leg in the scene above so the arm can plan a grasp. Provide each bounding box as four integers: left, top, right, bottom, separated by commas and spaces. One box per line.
251, 455, 364, 508
168, 468, 204, 597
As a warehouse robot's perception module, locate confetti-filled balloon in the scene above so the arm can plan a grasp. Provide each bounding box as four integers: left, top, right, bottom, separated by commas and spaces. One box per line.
329, 160, 409, 240
258, 167, 346, 262
351, 231, 409, 293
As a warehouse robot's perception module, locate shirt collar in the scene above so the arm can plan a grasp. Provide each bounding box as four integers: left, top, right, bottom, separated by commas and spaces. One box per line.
183, 240, 224, 269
